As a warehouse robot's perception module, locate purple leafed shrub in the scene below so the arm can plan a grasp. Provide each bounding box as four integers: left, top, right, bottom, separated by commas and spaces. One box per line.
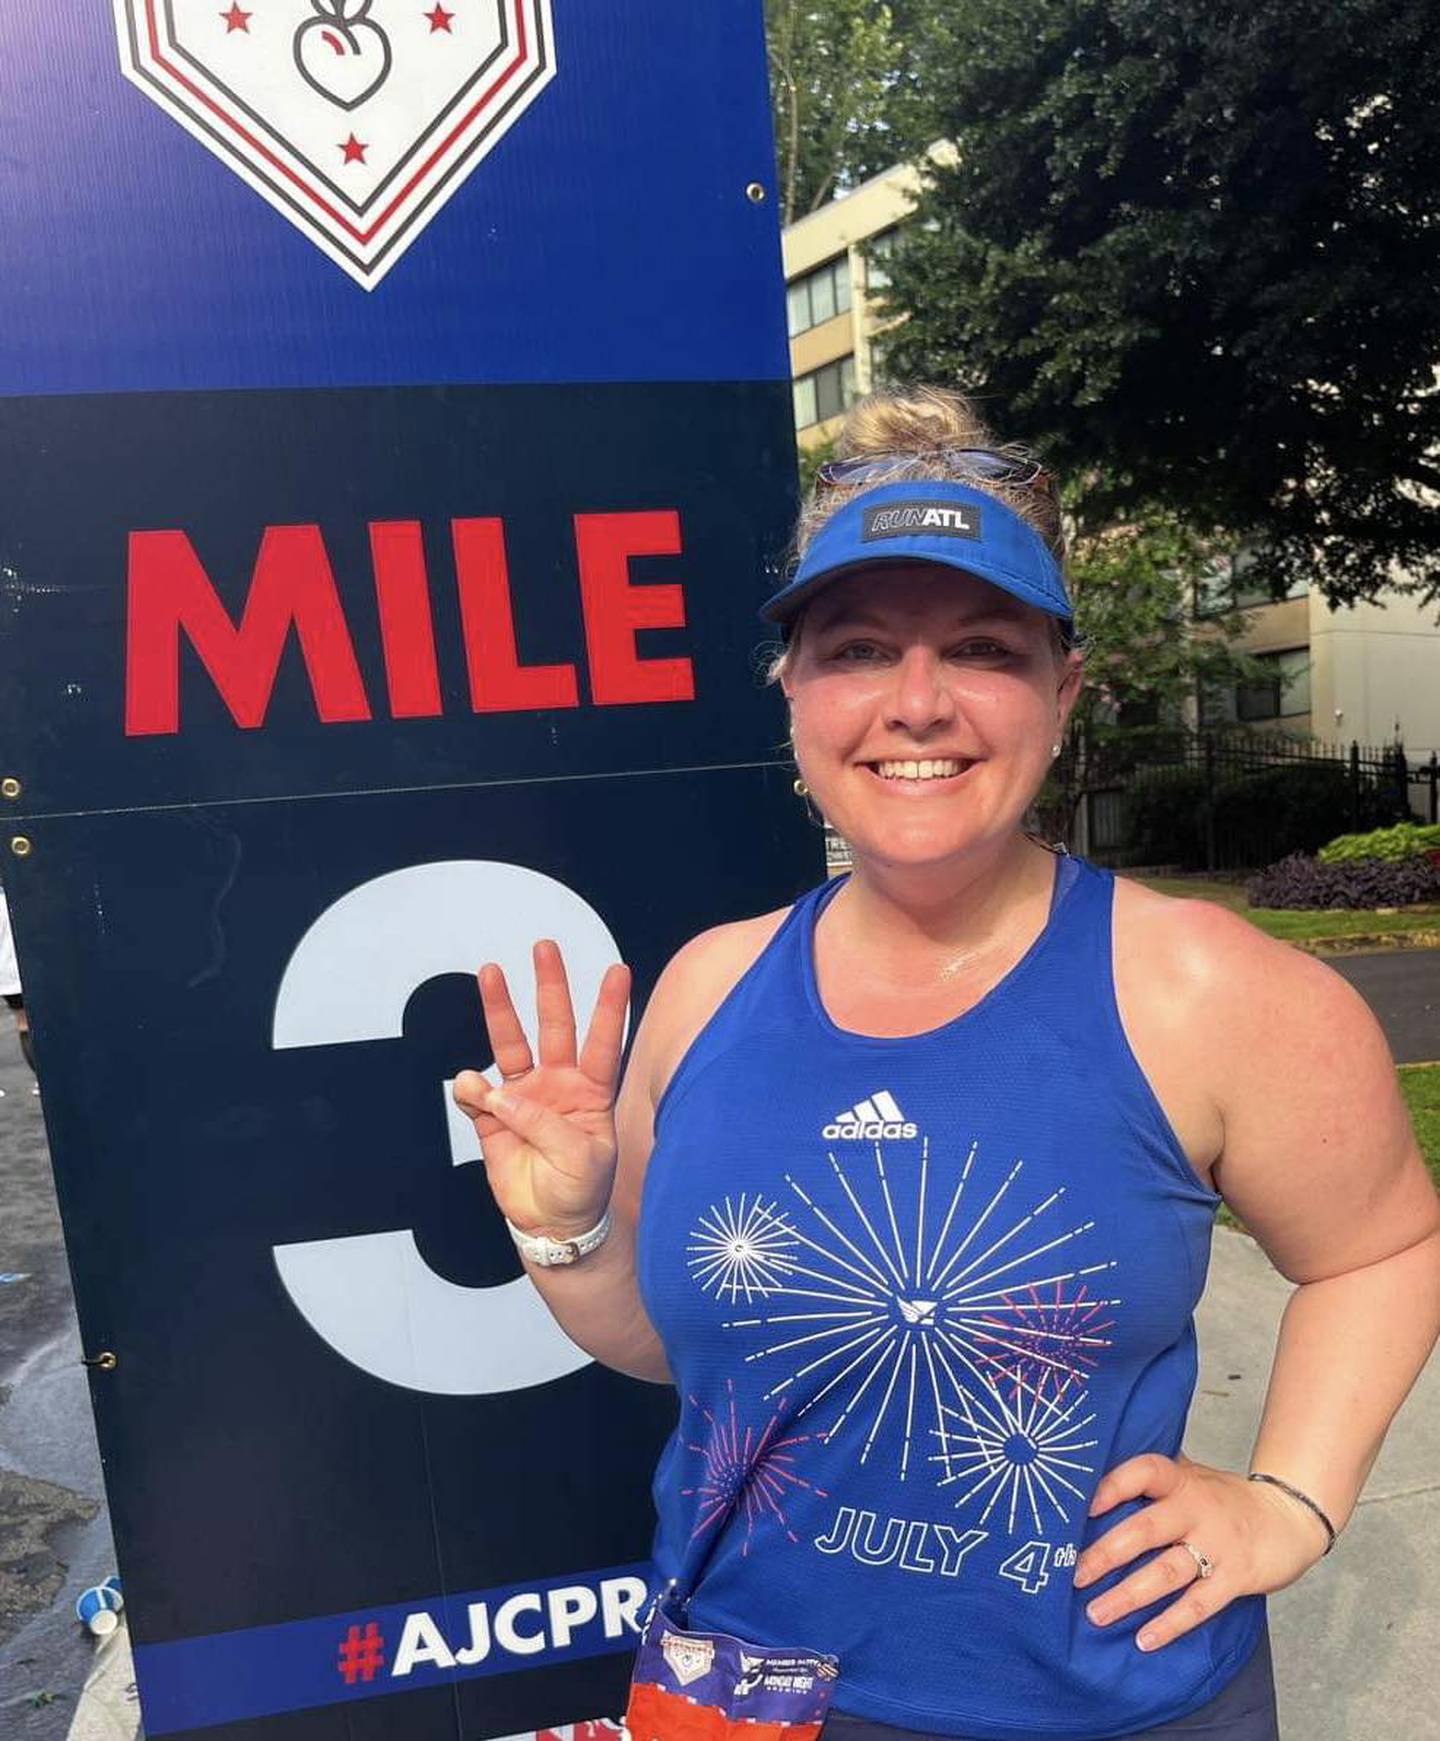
1246, 853, 1440, 911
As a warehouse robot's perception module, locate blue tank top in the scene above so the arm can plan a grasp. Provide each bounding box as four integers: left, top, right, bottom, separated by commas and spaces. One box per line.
637, 853, 1266, 1739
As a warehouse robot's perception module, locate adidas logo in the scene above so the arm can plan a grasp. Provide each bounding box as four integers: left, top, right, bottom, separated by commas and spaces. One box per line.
822, 1089, 918, 1142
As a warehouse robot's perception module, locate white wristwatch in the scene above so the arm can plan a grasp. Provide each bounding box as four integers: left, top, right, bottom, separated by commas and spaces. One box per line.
505, 1209, 613, 1267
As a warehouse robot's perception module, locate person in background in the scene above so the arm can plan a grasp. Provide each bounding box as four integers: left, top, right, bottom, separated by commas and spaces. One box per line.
0, 881, 34, 1074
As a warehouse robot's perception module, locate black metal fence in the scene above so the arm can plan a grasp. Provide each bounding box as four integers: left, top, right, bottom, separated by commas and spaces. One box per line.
1055, 728, 1430, 873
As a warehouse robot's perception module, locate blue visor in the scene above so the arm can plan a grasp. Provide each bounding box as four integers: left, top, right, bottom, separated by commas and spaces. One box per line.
759, 479, 1073, 630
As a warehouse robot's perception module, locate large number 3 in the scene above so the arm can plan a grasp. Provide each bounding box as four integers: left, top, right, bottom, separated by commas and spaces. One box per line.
269, 861, 624, 1396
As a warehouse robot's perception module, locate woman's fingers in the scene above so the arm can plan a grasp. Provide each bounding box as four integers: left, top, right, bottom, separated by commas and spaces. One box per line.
1084, 1539, 1231, 1651
470, 944, 630, 1101
578, 961, 632, 1091
476, 962, 535, 1080
452, 1068, 497, 1121
1082, 1542, 1205, 1630
482, 1082, 595, 1176
533, 939, 578, 1069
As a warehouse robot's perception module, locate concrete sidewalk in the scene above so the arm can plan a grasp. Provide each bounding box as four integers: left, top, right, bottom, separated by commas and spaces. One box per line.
1189, 1227, 1438, 1740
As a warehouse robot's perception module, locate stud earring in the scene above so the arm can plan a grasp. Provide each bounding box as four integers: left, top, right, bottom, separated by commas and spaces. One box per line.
793, 777, 810, 796
1050, 743, 1062, 759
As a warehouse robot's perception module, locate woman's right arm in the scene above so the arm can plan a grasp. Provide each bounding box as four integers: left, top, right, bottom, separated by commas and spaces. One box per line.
453, 925, 767, 1384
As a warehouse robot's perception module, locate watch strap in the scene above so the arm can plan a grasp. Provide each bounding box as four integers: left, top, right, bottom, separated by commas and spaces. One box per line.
505, 1208, 613, 1267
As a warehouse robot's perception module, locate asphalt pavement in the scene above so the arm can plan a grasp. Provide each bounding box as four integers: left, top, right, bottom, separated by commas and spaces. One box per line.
1325, 949, 1440, 1064
0, 946, 1437, 1739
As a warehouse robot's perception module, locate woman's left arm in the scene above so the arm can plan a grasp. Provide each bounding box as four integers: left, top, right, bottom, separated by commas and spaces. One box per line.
1074, 905, 1440, 1651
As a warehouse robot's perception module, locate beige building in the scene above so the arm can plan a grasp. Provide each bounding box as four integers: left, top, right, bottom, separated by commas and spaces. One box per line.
782, 159, 1440, 763
1192, 564, 1440, 759
782, 154, 939, 448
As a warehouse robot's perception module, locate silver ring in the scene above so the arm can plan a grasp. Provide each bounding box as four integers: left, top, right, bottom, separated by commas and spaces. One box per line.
1176, 1540, 1214, 1580
499, 1067, 534, 1083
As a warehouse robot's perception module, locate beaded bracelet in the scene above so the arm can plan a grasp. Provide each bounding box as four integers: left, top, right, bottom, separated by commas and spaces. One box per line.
1248, 1471, 1338, 1555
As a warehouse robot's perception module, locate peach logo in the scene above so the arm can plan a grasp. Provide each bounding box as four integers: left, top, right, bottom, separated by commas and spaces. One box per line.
112, 0, 556, 285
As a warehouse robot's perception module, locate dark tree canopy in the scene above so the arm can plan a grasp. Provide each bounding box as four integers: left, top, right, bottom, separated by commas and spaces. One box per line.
878, 0, 1440, 611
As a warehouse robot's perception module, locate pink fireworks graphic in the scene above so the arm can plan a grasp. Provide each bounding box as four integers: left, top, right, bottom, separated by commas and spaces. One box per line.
682, 1381, 828, 1551
971, 1278, 1115, 1399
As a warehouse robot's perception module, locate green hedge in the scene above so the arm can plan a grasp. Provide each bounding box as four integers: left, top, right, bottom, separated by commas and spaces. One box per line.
1123, 762, 1409, 870
1121, 769, 1210, 867
1318, 821, 1440, 863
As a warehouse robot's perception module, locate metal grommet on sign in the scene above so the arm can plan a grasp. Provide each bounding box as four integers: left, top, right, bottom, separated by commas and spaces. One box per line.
745, 181, 766, 203
10, 836, 32, 858
82, 1351, 119, 1371
1, 777, 21, 799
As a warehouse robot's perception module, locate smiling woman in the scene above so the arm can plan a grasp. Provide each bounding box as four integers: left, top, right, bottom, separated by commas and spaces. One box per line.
455, 385, 1440, 1741
762, 389, 1081, 907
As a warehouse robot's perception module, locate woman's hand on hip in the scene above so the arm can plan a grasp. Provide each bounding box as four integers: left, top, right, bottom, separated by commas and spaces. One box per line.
452, 940, 632, 1242
1073, 1451, 1331, 1652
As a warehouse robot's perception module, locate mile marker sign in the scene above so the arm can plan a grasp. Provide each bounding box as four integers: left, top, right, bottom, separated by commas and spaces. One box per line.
0, 3, 815, 1735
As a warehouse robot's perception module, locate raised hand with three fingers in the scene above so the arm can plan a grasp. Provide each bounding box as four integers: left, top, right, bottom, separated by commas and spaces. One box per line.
452, 938, 632, 1245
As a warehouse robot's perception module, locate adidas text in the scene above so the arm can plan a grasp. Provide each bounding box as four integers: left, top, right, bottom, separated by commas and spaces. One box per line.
823, 1117, 919, 1141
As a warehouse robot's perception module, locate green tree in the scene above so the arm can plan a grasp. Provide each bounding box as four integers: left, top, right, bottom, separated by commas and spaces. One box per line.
879, 0, 1440, 611
797, 430, 839, 494
765, 2, 932, 224
1036, 495, 1273, 838
1065, 500, 1260, 731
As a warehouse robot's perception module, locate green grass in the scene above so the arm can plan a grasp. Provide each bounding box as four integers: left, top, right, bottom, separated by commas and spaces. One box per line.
1400, 1063, 1440, 1189
1243, 908, 1440, 944
1134, 876, 1440, 947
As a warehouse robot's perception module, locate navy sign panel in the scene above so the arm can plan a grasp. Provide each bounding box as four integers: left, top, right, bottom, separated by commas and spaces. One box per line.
0, 2, 817, 1735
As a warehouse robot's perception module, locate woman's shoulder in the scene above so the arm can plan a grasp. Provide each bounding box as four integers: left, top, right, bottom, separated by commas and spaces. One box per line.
1109, 870, 1378, 1056
613, 897, 807, 1219
649, 897, 802, 1027
1113, 870, 1297, 971
629, 891, 812, 1109
1109, 874, 1433, 1278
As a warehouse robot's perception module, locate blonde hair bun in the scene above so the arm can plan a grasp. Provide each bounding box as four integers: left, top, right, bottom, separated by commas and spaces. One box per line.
837, 384, 996, 460
802, 382, 1064, 558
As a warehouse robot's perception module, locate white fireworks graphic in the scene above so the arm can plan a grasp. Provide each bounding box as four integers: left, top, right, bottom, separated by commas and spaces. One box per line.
932, 1363, 1100, 1535
688, 1195, 800, 1300
708, 1138, 1120, 1483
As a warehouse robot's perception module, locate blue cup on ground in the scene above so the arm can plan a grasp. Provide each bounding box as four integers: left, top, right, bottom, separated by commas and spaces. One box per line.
76, 1581, 124, 1636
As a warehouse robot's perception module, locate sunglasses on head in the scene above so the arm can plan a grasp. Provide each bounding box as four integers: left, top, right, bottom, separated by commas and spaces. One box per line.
815, 447, 1050, 490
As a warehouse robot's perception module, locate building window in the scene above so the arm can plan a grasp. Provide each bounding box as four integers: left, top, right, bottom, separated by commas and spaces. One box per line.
1232, 573, 1308, 610
865, 226, 902, 291
1236, 648, 1311, 721
1202, 647, 1311, 725
1116, 695, 1161, 728
868, 331, 895, 389
794, 355, 857, 430
1192, 550, 1308, 617
787, 256, 852, 338
1191, 557, 1233, 619
1197, 675, 1239, 728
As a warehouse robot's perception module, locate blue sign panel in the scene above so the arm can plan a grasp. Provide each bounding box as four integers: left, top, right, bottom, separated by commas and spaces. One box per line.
0, 3, 816, 1734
